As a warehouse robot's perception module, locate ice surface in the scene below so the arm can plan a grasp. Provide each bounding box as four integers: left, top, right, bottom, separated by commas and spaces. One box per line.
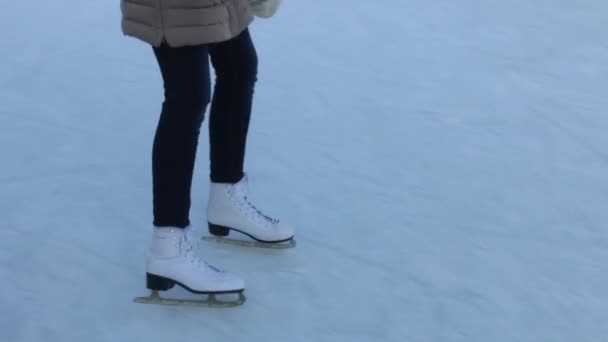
1, 1, 607, 341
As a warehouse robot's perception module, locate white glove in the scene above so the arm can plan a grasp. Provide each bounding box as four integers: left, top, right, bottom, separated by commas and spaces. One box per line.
249, 0, 282, 18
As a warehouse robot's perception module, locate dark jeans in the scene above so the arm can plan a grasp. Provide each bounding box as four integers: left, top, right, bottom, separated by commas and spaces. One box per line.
151, 29, 258, 228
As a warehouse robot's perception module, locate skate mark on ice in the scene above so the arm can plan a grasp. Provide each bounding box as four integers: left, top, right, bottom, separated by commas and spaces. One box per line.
533, 108, 608, 164
300, 236, 433, 290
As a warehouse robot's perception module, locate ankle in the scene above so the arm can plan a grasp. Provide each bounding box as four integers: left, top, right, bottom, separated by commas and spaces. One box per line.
151, 227, 184, 258
210, 172, 245, 184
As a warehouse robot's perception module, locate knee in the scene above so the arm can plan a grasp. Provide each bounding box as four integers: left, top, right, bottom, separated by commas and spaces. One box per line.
167, 81, 210, 107
218, 53, 258, 86
240, 52, 258, 85
163, 86, 210, 125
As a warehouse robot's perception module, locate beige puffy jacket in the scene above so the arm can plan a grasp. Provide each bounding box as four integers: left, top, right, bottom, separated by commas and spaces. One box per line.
121, 0, 254, 47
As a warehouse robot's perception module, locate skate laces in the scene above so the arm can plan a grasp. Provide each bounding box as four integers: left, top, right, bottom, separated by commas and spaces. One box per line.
180, 230, 223, 273
230, 179, 279, 228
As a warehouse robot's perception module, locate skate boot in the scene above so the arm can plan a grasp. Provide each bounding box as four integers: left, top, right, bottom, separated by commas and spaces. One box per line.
204, 174, 296, 249
134, 226, 245, 307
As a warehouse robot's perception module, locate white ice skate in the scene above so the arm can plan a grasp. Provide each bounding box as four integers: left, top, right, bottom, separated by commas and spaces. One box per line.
134, 227, 246, 307
203, 174, 296, 249
249, 0, 282, 18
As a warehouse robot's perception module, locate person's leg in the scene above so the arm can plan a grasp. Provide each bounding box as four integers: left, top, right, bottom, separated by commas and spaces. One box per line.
152, 43, 211, 228
208, 28, 258, 183
205, 29, 295, 245
144, 44, 245, 300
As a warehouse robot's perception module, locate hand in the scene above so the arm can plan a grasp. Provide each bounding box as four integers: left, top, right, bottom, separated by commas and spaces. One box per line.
249, 0, 282, 18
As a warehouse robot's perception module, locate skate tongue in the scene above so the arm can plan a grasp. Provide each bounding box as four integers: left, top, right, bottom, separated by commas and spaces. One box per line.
234, 174, 249, 193
180, 230, 202, 263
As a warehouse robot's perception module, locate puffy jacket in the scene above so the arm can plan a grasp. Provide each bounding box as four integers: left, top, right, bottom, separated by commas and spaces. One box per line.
120, 0, 254, 47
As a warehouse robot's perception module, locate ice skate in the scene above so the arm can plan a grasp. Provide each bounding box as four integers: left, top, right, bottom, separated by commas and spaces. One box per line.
203, 174, 296, 249
134, 226, 246, 307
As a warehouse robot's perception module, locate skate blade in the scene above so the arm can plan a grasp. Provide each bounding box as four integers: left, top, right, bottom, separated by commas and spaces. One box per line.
133, 290, 246, 308
202, 236, 296, 249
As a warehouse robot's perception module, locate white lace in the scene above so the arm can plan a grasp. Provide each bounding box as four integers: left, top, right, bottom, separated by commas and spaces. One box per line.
229, 179, 278, 229
179, 230, 223, 273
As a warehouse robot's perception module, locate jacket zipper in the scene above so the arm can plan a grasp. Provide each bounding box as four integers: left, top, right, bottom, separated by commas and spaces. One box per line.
158, 0, 166, 43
